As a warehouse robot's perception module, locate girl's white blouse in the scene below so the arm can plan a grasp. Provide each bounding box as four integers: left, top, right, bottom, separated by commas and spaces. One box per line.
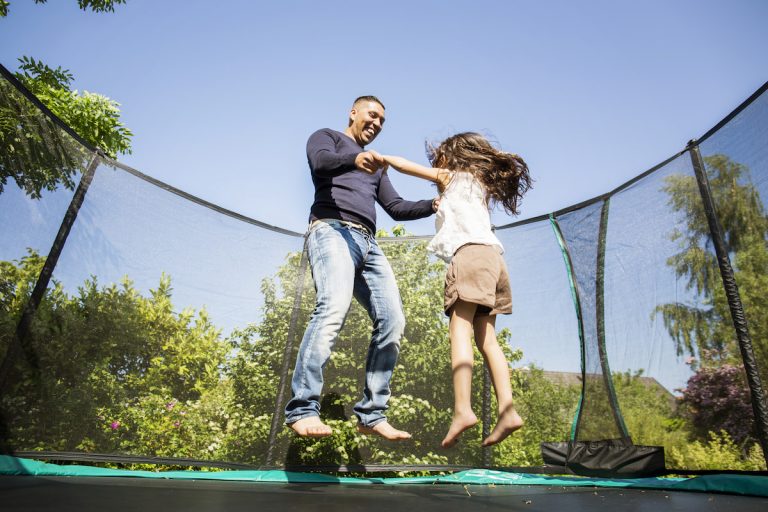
427, 170, 504, 262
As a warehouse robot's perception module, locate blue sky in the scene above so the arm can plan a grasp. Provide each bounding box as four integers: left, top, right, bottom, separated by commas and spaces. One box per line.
2, 0, 767, 235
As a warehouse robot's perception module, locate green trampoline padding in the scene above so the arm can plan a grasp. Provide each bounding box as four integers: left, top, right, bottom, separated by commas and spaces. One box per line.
1, 456, 767, 497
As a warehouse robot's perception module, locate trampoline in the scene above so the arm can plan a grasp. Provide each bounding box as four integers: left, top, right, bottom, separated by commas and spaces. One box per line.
1, 476, 766, 512
2, 456, 768, 510
1, 60, 768, 506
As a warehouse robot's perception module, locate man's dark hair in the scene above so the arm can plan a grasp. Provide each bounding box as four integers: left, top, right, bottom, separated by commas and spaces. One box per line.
353, 95, 385, 109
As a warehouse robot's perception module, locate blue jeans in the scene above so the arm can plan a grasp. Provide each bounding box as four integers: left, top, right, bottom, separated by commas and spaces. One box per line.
284, 220, 406, 427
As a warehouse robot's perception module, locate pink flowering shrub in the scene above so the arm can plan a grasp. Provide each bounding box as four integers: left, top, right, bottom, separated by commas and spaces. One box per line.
679, 364, 756, 444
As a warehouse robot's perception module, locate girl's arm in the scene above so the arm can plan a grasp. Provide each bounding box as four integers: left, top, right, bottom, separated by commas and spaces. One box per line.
383, 155, 451, 192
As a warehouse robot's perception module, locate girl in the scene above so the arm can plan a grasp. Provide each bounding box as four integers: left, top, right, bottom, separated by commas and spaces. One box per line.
384, 132, 531, 448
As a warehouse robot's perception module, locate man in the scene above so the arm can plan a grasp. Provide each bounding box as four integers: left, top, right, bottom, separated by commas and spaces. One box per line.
285, 96, 437, 440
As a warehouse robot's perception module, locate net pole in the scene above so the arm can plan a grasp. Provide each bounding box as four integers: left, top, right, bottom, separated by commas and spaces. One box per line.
481, 365, 492, 466
264, 244, 309, 466
688, 141, 768, 466
595, 198, 630, 439
550, 215, 586, 440
0, 152, 101, 393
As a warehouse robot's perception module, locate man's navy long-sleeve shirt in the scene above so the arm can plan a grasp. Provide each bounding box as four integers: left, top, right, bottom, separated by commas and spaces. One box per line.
307, 128, 433, 234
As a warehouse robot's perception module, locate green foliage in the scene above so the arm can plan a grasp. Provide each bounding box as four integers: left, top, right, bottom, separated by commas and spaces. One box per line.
15, 57, 74, 89
111, 381, 272, 464
0, 75, 88, 198
668, 431, 766, 471
15, 57, 133, 159
611, 370, 692, 465
613, 371, 676, 444
0, 57, 132, 198
0, 0, 126, 17
494, 365, 579, 466
0, 250, 231, 457
71, 0, 127, 13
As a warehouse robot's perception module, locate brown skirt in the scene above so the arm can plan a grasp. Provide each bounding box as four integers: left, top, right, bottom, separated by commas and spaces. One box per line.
444, 244, 512, 317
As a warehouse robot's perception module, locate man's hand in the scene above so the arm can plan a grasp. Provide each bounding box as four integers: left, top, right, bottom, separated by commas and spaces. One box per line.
355, 150, 386, 174
432, 196, 442, 212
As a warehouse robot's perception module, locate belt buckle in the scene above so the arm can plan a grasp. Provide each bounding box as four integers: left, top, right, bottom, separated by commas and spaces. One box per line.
347, 221, 370, 236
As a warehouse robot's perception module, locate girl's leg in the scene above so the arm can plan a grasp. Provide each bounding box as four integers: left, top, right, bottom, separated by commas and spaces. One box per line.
442, 299, 480, 448
474, 314, 523, 446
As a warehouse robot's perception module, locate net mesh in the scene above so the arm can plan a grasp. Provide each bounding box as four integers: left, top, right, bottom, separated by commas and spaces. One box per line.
1, 66, 766, 471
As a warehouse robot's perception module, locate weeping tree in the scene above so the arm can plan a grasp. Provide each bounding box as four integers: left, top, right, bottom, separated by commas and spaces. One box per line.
657, 154, 768, 447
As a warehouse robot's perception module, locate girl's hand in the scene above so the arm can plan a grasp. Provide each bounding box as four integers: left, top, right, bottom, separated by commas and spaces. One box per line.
356, 151, 386, 174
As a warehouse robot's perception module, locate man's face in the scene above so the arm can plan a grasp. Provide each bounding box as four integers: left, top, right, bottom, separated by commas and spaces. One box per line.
347, 101, 385, 146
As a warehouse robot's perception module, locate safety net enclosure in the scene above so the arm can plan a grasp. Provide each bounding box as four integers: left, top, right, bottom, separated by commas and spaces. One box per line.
1, 63, 767, 479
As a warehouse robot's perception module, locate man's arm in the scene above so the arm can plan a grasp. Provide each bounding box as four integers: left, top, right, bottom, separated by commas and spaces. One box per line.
377, 172, 436, 221
307, 129, 386, 176
307, 130, 358, 176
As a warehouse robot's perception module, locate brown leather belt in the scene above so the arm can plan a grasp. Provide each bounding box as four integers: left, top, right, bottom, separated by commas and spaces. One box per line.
309, 218, 372, 236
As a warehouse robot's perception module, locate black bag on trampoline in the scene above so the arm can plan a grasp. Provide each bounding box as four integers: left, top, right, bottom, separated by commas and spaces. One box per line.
541, 439, 665, 477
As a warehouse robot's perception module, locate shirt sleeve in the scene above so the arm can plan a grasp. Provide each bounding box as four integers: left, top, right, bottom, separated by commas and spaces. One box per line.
306, 129, 359, 177
376, 172, 435, 221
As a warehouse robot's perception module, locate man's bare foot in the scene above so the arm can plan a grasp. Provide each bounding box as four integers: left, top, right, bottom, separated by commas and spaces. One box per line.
288, 416, 333, 438
356, 421, 412, 441
441, 411, 478, 448
482, 406, 523, 447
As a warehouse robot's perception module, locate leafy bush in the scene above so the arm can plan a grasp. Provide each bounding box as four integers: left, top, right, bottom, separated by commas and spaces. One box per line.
668, 431, 766, 471
679, 364, 756, 444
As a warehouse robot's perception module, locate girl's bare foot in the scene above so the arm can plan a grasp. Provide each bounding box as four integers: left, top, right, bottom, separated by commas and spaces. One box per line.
441, 411, 478, 448
357, 421, 412, 440
482, 406, 523, 447
288, 416, 333, 438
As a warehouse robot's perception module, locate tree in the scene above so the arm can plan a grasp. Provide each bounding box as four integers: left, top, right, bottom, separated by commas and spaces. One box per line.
0, 0, 126, 17
657, 154, 768, 380
0, 57, 133, 197
656, 154, 767, 452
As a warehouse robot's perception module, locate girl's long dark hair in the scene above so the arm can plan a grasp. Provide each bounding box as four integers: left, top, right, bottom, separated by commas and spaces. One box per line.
428, 132, 532, 215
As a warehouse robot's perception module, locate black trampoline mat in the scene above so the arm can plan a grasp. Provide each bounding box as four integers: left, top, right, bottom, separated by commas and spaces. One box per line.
1, 476, 767, 512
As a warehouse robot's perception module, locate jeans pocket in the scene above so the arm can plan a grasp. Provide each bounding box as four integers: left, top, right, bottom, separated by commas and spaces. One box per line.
308, 221, 341, 245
